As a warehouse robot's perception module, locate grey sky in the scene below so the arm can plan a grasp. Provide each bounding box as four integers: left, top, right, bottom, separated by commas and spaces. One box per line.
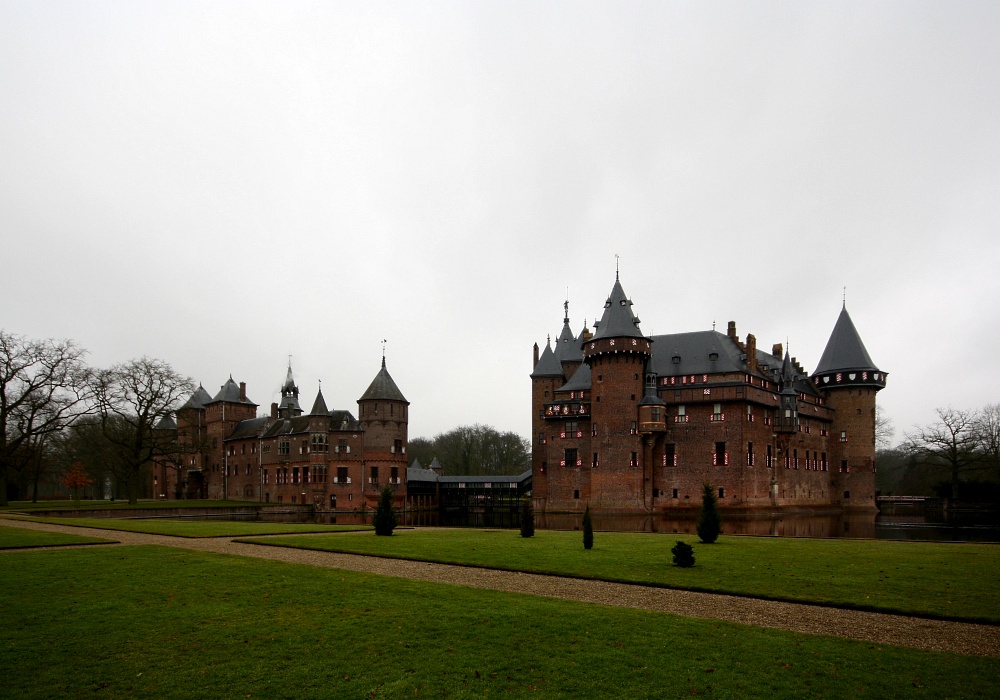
2, 1, 998, 445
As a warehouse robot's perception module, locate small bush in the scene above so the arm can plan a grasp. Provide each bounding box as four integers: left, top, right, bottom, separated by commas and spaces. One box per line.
582, 506, 594, 550
520, 498, 535, 538
671, 541, 695, 567
373, 485, 398, 536
696, 483, 721, 544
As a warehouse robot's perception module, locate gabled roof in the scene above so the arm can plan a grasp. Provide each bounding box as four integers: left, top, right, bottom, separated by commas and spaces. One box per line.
209, 377, 256, 405
531, 340, 564, 378
155, 415, 177, 430
181, 384, 213, 410
591, 275, 644, 340
329, 410, 360, 430
359, 358, 408, 403
227, 416, 271, 440
310, 387, 329, 416
814, 306, 880, 374
648, 330, 747, 377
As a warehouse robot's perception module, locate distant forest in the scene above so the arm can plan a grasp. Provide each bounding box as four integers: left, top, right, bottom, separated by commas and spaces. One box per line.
408, 424, 529, 477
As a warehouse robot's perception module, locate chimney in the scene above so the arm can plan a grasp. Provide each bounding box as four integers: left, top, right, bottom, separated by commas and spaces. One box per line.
746, 334, 758, 373
270, 402, 278, 419
533, 342, 539, 368
772, 343, 783, 358
239, 382, 247, 401
727, 321, 737, 340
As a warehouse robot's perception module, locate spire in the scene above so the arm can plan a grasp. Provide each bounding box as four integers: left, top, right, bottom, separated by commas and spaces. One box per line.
554, 298, 578, 362
309, 384, 329, 416
531, 337, 564, 377
814, 306, 880, 374
360, 357, 408, 403
278, 360, 302, 416
590, 275, 643, 340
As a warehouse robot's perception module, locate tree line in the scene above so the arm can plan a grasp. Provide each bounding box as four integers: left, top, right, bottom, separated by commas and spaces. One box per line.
878, 405, 1000, 501
408, 424, 530, 477
1, 330, 193, 505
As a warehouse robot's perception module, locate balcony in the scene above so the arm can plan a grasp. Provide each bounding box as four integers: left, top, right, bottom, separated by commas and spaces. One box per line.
544, 402, 590, 419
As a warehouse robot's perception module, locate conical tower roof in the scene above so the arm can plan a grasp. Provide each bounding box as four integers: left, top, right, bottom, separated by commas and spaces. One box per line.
278, 362, 301, 413
359, 357, 408, 403
814, 306, 880, 374
310, 386, 329, 416
591, 274, 643, 340
531, 339, 564, 378
181, 383, 213, 410
210, 376, 254, 405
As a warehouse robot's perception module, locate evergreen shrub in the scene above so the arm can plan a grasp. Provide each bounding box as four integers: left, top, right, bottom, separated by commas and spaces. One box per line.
582, 505, 594, 550
520, 498, 535, 538
671, 541, 695, 567
696, 483, 721, 544
373, 485, 398, 536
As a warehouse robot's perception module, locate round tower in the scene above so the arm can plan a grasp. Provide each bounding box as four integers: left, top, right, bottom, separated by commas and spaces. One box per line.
812, 305, 887, 510
583, 274, 651, 511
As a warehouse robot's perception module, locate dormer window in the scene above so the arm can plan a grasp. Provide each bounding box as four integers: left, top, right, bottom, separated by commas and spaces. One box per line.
709, 352, 719, 361
672, 355, 681, 364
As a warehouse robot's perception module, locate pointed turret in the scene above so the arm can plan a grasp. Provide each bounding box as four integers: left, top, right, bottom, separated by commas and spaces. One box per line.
531, 338, 564, 378
181, 383, 213, 410
553, 299, 580, 362
776, 351, 799, 432
812, 305, 887, 390
590, 274, 644, 340
310, 385, 329, 416
278, 362, 302, 417
359, 357, 408, 403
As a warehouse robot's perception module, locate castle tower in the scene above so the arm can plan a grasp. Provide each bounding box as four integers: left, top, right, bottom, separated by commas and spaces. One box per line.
583, 274, 651, 510
358, 356, 409, 502
530, 335, 567, 508
204, 377, 257, 499
278, 362, 303, 419
812, 305, 887, 510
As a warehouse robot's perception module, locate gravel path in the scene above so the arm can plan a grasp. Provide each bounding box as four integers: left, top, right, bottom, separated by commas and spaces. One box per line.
4, 517, 999, 658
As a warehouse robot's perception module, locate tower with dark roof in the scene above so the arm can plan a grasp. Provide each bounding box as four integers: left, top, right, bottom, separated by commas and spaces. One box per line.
812, 305, 887, 507
278, 363, 303, 419
358, 356, 409, 495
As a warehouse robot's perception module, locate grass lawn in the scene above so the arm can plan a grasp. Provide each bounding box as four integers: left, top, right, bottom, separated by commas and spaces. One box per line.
0, 545, 995, 699
242, 528, 1000, 623
0, 524, 114, 549
0, 499, 260, 512
8, 516, 372, 538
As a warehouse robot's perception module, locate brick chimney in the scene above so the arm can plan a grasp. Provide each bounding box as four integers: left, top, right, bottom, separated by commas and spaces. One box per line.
239, 382, 247, 402
746, 334, 758, 373
270, 402, 278, 419
772, 343, 783, 358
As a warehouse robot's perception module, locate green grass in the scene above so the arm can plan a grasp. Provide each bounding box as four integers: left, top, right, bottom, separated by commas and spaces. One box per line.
10, 516, 371, 538
242, 528, 1000, 623
0, 545, 995, 699
0, 524, 114, 549
0, 499, 260, 512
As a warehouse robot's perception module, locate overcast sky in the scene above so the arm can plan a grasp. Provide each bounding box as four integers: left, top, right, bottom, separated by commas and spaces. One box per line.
2, 1, 998, 446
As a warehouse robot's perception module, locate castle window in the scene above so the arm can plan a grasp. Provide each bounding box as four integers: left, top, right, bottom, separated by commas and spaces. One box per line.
711, 404, 724, 422
718, 487, 725, 498
840, 431, 848, 443
672, 355, 681, 364
651, 407, 661, 422
278, 441, 289, 456
370, 466, 379, 484
664, 443, 677, 467
766, 444, 773, 468
794, 449, 798, 469
630, 421, 637, 435
822, 452, 828, 471
713, 442, 728, 466
672, 488, 679, 499
630, 452, 638, 467
675, 405, 688, 423
841, 460, 849, 473
394, 439, 404, 454
337, 467, 349, 484
709, 352, 719, 361
591, 423, 597, 437
564, 448, 579, 467
747, 405, 754, 422
843, 490, 851, 499
565, 421, 579, 436
747, 442, 755, 466
303, 466, 310, 483
390, 466, 400, 485
293, 467, 300, 484
264, 468, 268, 484
574, 489, 580, 499
592, 453, 599, 468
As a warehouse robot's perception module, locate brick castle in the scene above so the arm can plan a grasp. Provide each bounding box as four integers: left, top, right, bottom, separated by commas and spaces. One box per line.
531, 274, 886, 513
155, 357, 409, 510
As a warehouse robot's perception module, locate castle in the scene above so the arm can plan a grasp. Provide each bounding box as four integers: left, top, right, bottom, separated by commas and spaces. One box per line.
155, 357, 409, 510
530, 274, 886, 514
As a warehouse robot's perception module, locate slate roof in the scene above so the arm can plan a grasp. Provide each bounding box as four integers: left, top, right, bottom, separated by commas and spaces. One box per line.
156, 415, 177, 430
181, 384, 213, 410
648, 330, 748, 377
557, 362, 591, 393
359, 358, 408, 403
310, 387, 329, 416
227, 416, 271, 440
209, 377, 256, 405
406, 464, 440, 483
591, 276, 644, 340
530, 340, 564, 378
553, 319, 581, 363
814, 306, 880, 374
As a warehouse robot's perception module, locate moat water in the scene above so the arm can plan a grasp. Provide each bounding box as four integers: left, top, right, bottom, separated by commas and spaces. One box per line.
166, 507, 1000, 542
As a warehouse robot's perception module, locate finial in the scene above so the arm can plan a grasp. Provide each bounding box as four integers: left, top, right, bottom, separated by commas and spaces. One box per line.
615, 253, 620, 280
563, 296, 569, 324
843, 286, 847, 309
712, 320, 716, 331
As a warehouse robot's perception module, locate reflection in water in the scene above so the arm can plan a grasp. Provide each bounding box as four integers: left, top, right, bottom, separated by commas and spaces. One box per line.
196, 507, 1000, 541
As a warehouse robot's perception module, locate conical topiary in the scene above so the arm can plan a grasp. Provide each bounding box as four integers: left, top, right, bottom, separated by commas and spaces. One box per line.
373, 485, 398, 536
696, 483, 721, 544
582, 505, 594, 550
520, 497, 535, 538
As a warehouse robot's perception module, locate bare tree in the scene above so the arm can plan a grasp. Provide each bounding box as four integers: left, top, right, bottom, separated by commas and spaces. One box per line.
904, 407, 982, 499
974, 403, 1000, 484
0, 331, 91, 506
875, 405, 895, 450
92, 357, 193, 504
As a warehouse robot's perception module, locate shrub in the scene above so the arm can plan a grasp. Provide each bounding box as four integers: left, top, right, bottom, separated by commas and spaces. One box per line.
696, 483, 721, 544
373, 485, 398, 536
671, 541, 695, 567
582, 505, 593, 550
520, 497, 535, 538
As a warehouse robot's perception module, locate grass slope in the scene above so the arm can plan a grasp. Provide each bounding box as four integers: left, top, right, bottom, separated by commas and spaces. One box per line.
0, 524, 113, 549
0, 545, 995, 699
13, 517, 371, 538
245, 528, 1000, 623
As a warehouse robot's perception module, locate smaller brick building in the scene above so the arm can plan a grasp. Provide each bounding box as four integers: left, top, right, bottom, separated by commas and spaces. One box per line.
157, 357, 409, 510
531, 274, 886, 514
